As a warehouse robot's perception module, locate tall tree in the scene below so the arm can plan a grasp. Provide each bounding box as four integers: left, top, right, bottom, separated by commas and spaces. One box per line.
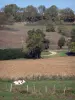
4, 4, 19, 17
45, 5, 58, 21
60, 8, 74, 22
25, 29, 50, 58
23, 5, 38, 22
38, 5, 46, 15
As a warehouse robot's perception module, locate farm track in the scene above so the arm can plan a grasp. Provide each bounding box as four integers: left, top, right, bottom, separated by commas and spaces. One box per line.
0, 57, 75, 79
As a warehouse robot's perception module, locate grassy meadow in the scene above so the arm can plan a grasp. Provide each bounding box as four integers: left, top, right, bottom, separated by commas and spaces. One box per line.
0, 79, 75, 100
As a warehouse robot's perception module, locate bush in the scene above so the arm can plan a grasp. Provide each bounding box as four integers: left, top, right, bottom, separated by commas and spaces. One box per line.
69, 42, 75, 53
0, 48, 25, 60
58, 37, 65, 49
46, 23, 55, 32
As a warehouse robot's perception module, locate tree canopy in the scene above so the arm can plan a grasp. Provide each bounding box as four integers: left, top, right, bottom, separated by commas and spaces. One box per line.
60, 8, 75, 22
4, 4, 19, 16
0, 4, 75, 26
24, 29, 50, 58
45, 5, 58, 21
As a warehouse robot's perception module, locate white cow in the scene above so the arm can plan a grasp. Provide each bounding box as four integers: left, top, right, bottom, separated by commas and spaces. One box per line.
13, 80, 26, 85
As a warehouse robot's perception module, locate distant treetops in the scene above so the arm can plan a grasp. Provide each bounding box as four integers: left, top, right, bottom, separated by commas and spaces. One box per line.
0, 4, 75, 23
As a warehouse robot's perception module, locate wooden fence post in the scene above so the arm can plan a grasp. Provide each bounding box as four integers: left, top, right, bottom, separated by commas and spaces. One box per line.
26, 85, 29, 92
53, 85, 56, 94
64, 87, 66, 95
45, 86, 48, 93
10, 83, 12, 92
33, 84, 36, 92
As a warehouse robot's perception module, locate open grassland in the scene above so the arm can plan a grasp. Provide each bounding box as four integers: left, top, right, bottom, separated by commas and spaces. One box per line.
0, 57, 75, 79
0, 22, 74, 48
0, 80, 75, 100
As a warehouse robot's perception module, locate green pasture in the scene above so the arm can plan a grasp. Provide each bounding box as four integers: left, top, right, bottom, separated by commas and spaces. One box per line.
0, 80, 75, 100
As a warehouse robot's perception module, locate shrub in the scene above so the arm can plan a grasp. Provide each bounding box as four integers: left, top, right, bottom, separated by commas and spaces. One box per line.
58, 37, 65, 49
0, 48, 25, 60
69, 42, 75, 53
46, 23, 55, 32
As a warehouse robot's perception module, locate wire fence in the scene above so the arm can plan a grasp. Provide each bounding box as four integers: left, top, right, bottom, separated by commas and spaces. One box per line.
0, 82, 75, 95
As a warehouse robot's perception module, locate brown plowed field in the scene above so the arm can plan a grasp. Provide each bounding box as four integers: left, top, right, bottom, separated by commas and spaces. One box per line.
0, 57, 75, 79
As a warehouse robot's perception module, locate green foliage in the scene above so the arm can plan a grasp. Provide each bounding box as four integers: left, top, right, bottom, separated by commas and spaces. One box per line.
0, 49, 25, 60
25, 5, 38, 17
4, 4, 19, 17
58, 37, 65, 49
45, 5, 58, 21
46, 23, 55, 32
69, 42, 75, 52
3, 4, 23, 23
0, 80, 75, 100
1, 4, 75, 23
60, 8, 74, 22
71, 28, 75, 42
14, 13, 23, 22
0, 4, 20, 26
25, 29, 50, 58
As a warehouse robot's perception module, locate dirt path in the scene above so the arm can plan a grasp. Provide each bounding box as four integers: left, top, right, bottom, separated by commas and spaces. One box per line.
0, 57, 75, 79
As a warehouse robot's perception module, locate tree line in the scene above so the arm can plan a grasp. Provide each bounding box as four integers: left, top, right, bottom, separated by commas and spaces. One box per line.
0, 4, 75, 27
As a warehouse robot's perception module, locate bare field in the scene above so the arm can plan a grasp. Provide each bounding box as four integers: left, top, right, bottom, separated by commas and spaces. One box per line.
0, 57, 75, 79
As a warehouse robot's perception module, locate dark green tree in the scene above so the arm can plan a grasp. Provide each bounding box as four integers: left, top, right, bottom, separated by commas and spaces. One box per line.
23, 5, 38, 22
25, 29, 50, 58
58, 37, 65, 49
45, 5, 58, 21
60, 8, 74, 22
69, 42, 75, 53
4, 4, 19, 16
